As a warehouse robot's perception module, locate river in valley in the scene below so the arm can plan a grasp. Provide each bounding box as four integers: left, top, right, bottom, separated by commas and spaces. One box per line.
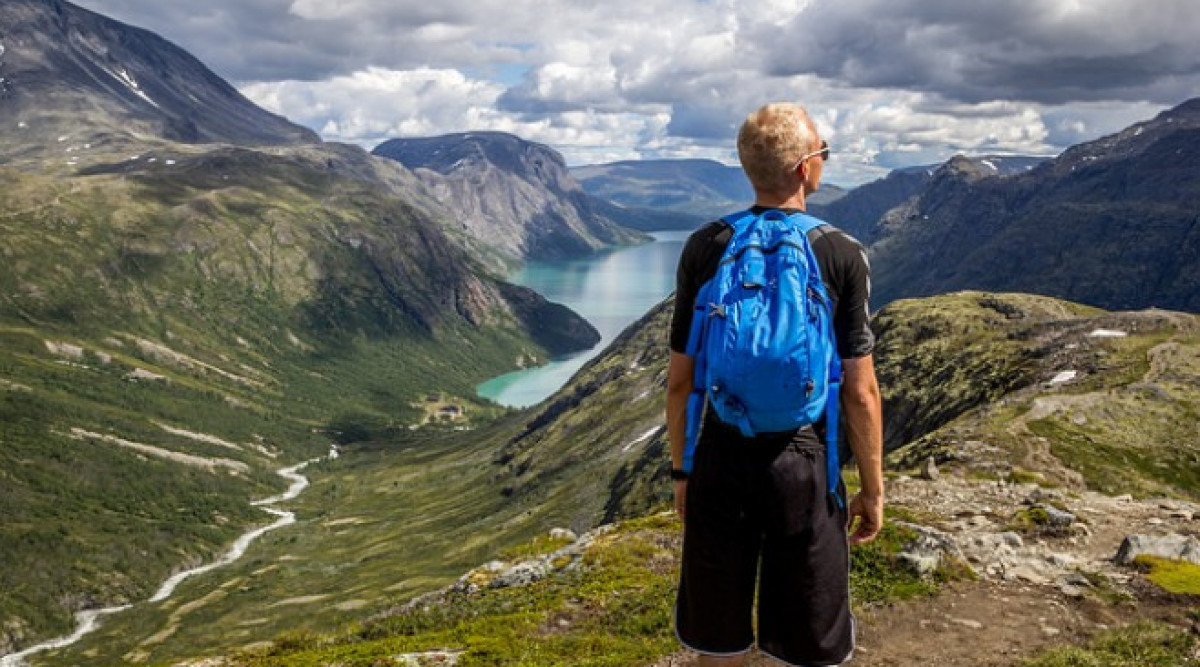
0, 450, 335, 667
476, 230, 691, 408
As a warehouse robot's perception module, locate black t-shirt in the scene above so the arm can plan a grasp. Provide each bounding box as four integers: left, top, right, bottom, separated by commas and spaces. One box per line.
670, 207, 875, 359
669, 207, 876, 448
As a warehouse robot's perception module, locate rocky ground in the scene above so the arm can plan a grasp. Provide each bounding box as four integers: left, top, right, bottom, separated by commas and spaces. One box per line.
652, 468, 1199, 667
849, 471, 1198, 667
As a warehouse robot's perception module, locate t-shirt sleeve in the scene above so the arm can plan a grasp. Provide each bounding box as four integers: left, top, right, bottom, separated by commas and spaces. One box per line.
669, 231, 705, 354
830, 231, 876, 359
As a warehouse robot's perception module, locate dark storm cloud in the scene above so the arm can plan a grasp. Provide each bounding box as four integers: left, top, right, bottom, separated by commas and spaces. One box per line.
70, 0, 500, 82
760, 0, 1200, 105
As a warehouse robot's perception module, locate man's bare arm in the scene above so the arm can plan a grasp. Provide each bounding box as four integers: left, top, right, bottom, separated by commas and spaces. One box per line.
666, 351, 694, 518
842, 354, 884, 544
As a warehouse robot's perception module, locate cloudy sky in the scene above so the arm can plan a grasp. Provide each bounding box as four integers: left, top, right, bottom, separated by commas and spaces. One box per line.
74, 0, 1200, 185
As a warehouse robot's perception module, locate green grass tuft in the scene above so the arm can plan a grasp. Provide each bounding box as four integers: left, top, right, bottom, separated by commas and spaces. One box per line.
1023, 621, 1198, 667
1136, 556, 1200, 596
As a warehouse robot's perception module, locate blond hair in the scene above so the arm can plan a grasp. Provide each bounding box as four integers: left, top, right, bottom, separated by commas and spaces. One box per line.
737, 103, 819, 193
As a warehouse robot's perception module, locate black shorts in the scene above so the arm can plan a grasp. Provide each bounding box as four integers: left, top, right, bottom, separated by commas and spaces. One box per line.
675, 418, 854, 666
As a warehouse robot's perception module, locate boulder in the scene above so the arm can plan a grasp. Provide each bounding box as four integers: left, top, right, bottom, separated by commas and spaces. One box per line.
1115, 534, 1200, 565
919, 456, 940, 481
549, 528, 578, 541
1041, 506, 1076, 528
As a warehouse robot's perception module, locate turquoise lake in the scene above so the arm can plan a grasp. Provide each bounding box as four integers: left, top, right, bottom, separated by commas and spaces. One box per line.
476, 230, 692, 407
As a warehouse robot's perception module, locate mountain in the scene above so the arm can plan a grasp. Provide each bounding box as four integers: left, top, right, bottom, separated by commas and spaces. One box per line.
571, 158, 754, 219
810, 156, 1045, 245
373, 132, 650, 263
571, 158, 848, 231
0, 0, 318, 164
868, 100, 1200, 312
0, 1, 605, 655
0, 139, 607, 657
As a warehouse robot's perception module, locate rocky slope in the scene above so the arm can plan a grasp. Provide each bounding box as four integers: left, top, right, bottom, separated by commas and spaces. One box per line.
373, 132, 650, 263
868, 99, 1200, 313
808, 157, 1044, 245
471, 290, 1200, 666
0, 0, 318, 165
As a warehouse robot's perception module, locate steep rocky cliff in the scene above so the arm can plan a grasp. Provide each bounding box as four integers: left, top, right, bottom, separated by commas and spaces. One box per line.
373, 132, 649, 262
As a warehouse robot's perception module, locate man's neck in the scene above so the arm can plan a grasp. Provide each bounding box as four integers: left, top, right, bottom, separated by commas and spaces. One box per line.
753, 190, 807, 211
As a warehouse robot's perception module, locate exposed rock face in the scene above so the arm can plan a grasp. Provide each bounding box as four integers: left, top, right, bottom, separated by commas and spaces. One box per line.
373, 132, 649, 262
0, 0, 318, 161
809, 166, 934, 245
1115, 534, 1200, 565
868, 98, 1200, 313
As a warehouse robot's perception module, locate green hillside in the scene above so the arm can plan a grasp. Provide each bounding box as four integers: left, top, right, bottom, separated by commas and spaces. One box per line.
0, 140, 603, 654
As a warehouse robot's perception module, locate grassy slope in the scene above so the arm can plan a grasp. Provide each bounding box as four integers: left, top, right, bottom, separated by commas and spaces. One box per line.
0, 143, 588, 653
881, 292, 1200, 499
145, 510, 952, 667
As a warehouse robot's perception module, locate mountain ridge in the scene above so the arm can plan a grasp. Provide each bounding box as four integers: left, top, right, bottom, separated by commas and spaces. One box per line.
869, 98, 1200, 313
0, 0, 318, 165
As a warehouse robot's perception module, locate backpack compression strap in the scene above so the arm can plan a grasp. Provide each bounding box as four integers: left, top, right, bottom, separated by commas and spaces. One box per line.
680, 209, 758, 473
785, 211, 844, 508
825, 353, 844, 509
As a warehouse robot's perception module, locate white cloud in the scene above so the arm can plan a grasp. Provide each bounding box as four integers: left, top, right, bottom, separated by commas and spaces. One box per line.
77, 0, 1199, 185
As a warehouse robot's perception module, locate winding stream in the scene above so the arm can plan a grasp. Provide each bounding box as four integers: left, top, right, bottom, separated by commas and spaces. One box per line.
0, 448, 335, 666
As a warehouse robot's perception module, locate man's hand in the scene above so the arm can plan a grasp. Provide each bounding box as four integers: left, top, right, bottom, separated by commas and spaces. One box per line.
673, 479, 688, 520
846, 491, 883, 545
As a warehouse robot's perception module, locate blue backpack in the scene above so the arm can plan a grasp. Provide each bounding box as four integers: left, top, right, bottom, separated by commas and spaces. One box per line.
683, 208, 843, 504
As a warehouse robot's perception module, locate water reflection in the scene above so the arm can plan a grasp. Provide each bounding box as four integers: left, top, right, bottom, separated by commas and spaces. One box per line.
477, 230, 691, 407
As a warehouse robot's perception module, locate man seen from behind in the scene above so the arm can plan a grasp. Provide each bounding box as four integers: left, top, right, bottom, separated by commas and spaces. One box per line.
666, 102, 885, 666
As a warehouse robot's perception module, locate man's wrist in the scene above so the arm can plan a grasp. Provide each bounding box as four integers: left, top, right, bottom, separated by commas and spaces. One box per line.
856, 488, 884, 502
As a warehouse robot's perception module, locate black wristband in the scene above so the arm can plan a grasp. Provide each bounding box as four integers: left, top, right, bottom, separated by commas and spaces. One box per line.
670, 468, 689, 481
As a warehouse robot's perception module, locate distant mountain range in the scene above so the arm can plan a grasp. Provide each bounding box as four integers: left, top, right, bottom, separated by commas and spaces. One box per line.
868, 101, 1200, 312
809, 156, 1045, 245
572, 158, 846, 229
374, 132, 649, 263
573, 112, 1197, 315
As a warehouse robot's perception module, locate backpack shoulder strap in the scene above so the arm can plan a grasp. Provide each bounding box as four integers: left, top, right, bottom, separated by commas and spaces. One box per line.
789, 211, 830, 236
720, 208, 758, 228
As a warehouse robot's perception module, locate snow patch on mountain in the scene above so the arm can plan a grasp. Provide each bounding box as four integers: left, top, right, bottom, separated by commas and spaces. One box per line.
102, 64, 160, 108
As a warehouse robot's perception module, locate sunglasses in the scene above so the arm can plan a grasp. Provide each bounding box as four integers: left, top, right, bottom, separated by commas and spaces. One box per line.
792, 140, 830, 171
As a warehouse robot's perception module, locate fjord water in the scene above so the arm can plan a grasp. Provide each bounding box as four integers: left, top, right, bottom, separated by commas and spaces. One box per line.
477, 230, 691, 407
